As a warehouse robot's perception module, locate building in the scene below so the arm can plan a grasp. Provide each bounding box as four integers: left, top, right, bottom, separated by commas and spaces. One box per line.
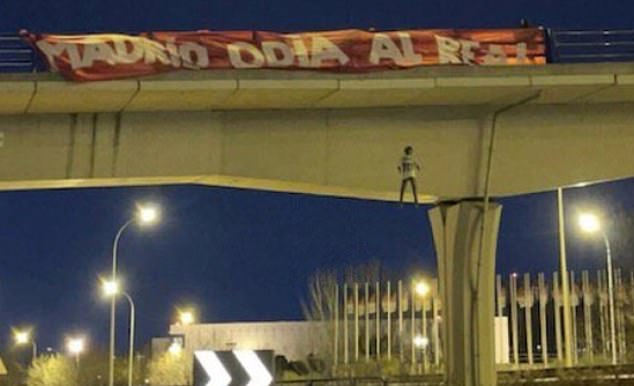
169, 320, 329, 362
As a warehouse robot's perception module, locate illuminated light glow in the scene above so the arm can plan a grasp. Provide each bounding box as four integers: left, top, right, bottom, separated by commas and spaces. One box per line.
103, 280, 119, 296
67, 337, 85, 354
195, 351, 232, 386
233, 350, 273, 386
15, 331, 30, 344
415, 281, 430, 297
579, 213, 601, 233
413, 335, 429, 348
137, 204, 159, 225
179, 311, 195, 325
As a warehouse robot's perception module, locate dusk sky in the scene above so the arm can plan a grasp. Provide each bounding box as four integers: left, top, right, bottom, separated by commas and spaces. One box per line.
1, 0, 634, 358
3, 0, 634, 32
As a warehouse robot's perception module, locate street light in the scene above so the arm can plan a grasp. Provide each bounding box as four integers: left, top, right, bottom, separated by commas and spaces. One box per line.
178, 310, 196, 326
138, 206, 159, 225
103, 280, 119, 297
14, 329, 37, 360
102, 280, 136, 386
578, 212, 617, 365
579, 213, 600, 233
415, 280, 430, 297
108, 203, 160, 386
413, 334, 429, 349
66, 337, 85, 364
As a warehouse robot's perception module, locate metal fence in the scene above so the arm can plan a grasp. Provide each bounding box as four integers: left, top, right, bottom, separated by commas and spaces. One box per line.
548, 29, 634, 63
4, 29, 634, 74
0, 34, 39, 72
330, 269, 634, 375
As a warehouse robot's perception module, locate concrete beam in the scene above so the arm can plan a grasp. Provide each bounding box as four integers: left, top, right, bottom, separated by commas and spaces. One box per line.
126, 79, 237, 111
226, 79, 338, 109
530, 74, 615, 104
316, 78, 434, 108
4, 63, 634, 114
0, 81, 34, 114
27, 80, 139, 113
0, 102, 632, 200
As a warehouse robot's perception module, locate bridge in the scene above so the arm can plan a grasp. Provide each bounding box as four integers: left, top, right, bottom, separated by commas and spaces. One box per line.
1, 29, 634, 386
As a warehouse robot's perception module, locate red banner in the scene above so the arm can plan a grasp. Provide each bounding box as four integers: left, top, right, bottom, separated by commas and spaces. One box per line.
22, 28, 545, 81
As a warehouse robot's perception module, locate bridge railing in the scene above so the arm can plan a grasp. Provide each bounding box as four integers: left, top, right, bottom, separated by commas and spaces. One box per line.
548, 28, 634, 63
4, 29, 634, 74
0, 33, 40, 73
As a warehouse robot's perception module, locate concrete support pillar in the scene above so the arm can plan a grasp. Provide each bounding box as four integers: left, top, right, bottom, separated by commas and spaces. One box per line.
429, 200, 502, 386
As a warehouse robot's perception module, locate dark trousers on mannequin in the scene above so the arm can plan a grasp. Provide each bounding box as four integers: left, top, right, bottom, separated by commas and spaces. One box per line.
399, 177, 418, 206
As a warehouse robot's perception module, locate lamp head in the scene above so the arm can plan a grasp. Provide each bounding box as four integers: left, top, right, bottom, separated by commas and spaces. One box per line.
67, 337, 85, 355
579, 213, 601, 233
136, 204, 159, 225
102, 280, 120, 297
415, 281, 430, 297
14, 330, 30, 345
179, 310, 195, 325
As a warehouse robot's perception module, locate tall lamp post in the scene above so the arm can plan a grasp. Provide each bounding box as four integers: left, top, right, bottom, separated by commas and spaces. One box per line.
557, 188, 574, 367
108, 204, 159, 386
578, 212, 617, 365
104, 280, 136, 386
14, 330, 37, 361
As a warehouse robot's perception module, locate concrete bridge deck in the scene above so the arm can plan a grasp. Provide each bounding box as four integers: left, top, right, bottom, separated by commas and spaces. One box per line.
1, 62, 634, 201
3, 62, 634, 114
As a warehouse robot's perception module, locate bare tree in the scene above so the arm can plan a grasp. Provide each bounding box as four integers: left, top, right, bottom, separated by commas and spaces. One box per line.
344, 259, 382, 284
299, 259, 391, 375
301, 269, 338, 322
301, 259, 386, 321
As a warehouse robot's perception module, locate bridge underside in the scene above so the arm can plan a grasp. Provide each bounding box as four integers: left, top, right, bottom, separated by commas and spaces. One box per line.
2, 63, 634, 386
0, 103, 633, 203
2, 63, 634, 200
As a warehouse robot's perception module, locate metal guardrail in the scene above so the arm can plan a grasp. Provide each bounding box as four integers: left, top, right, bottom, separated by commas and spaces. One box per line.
4, 29, 634, 74
0, 34, 38, 72
548, 28, 634, 63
